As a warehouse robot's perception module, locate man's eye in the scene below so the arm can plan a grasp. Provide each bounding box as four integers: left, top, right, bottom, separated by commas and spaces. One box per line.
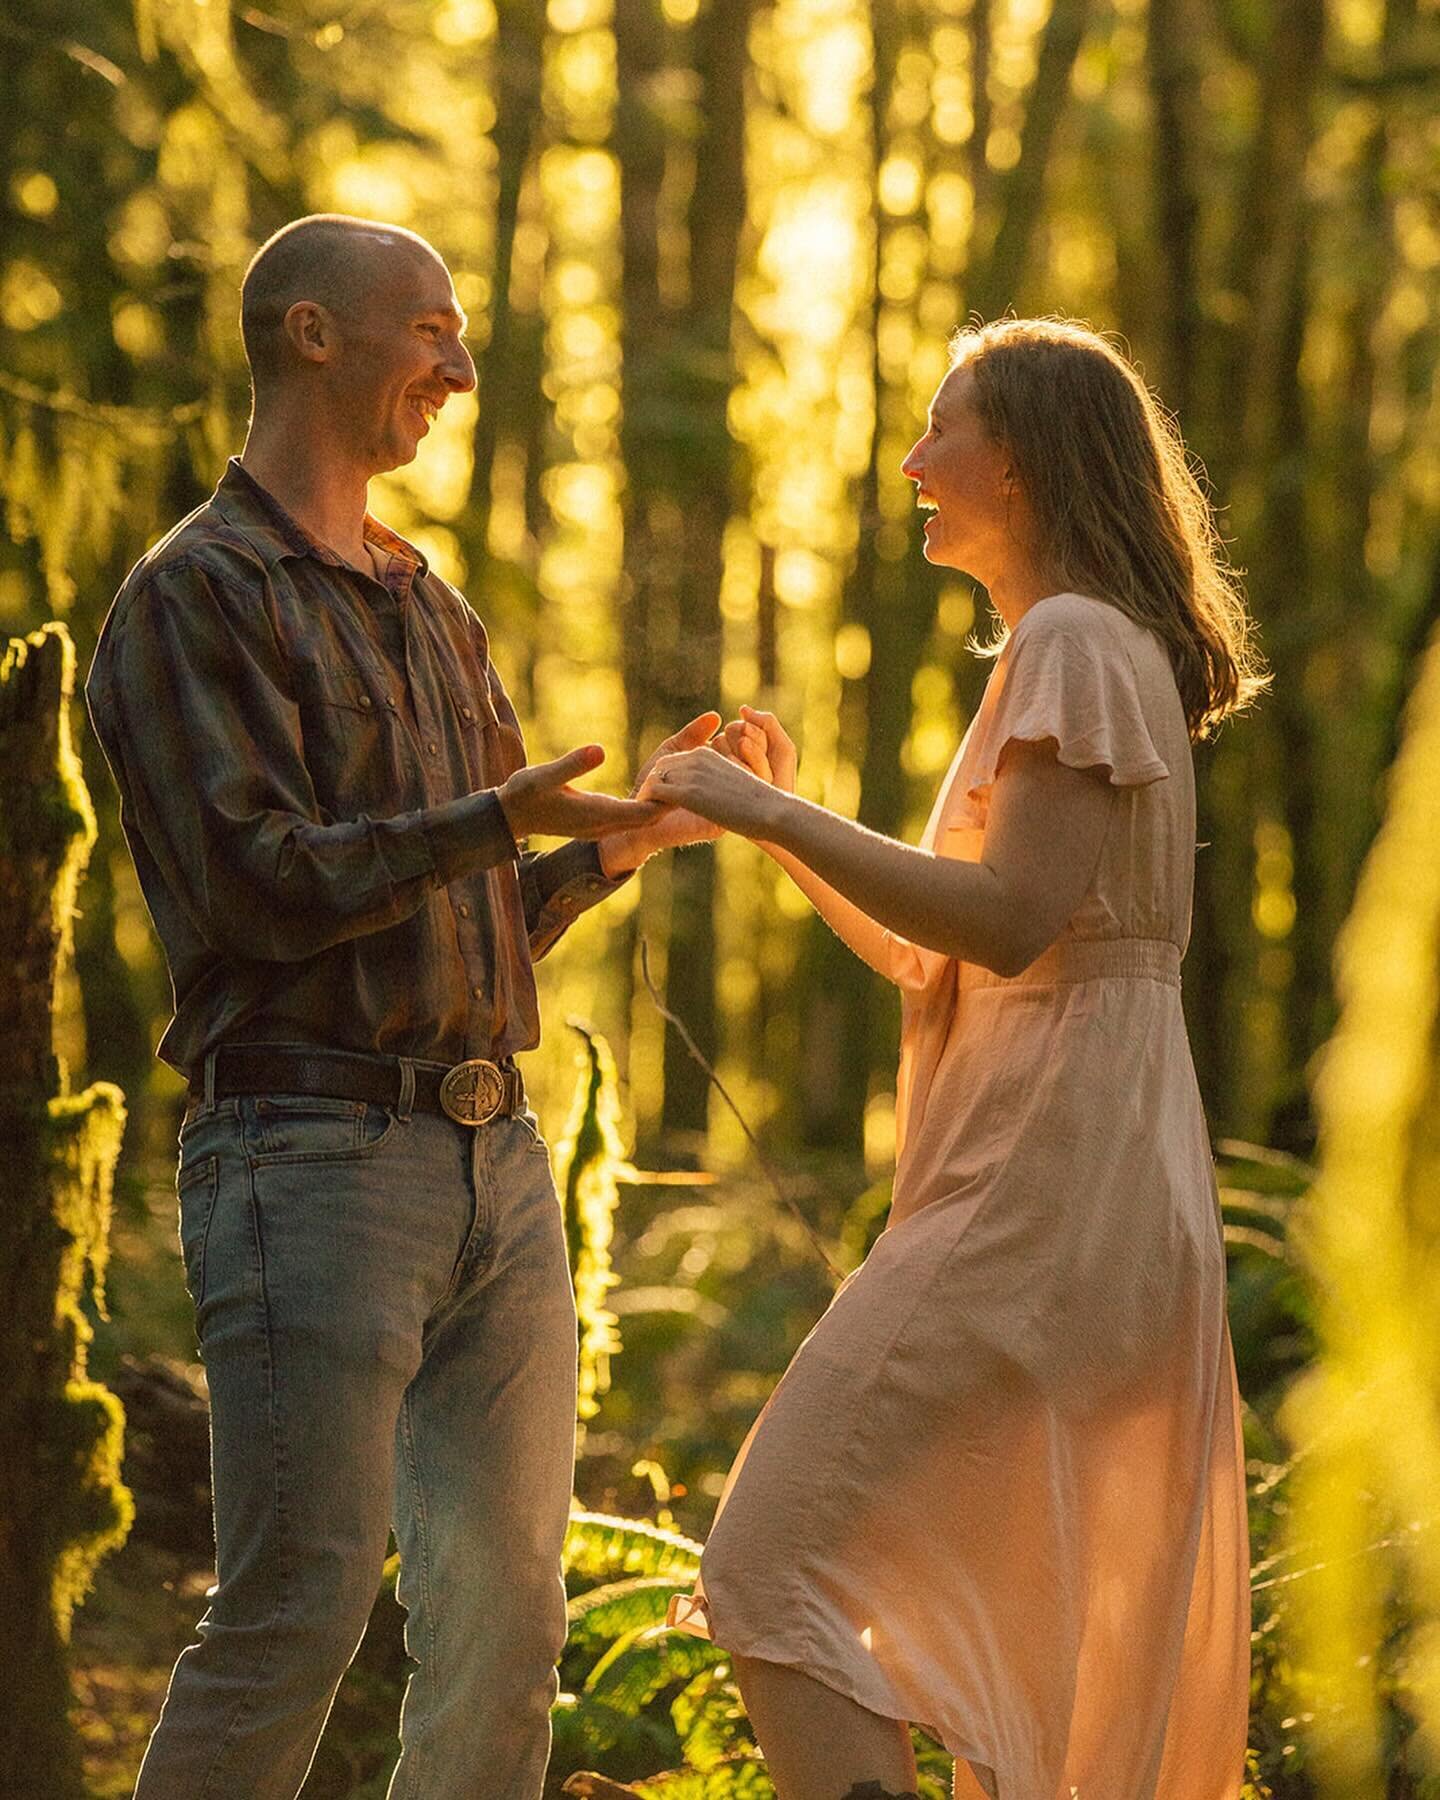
418, 323, 442, 338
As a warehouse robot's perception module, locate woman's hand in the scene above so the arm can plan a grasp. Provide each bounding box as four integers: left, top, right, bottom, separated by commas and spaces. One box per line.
719, 706, 796, 794
597, 712, 725, 875
640, 744, 787, 838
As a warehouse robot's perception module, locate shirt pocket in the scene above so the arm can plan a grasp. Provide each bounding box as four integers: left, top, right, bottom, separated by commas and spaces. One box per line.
299, 659, 407, 814
453, 688, 524, 786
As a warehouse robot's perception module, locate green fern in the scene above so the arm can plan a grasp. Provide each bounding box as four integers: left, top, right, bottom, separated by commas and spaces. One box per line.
564, 1509, 704, 1584
568, 1576, 696, 1652
585, 1625, 730, 1715
670, 1667, 754, 1771
625, 1758, 774, 1797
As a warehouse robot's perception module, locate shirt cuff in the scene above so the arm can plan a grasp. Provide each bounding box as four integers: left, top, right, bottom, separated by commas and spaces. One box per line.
531, 837, 632, 906
420, 790, 519, 884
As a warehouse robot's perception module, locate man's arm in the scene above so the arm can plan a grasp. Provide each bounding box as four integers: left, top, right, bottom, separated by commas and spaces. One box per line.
87, 563, 651, 964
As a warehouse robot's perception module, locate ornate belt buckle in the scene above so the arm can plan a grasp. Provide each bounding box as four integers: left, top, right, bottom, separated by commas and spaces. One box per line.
439, 1058, 506, 1127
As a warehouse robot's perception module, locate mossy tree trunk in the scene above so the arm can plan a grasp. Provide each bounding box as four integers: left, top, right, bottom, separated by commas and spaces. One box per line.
0, 622, 131, 1794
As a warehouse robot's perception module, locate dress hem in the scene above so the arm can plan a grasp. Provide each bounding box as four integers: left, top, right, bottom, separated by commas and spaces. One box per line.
705, 1620, 1003, 1798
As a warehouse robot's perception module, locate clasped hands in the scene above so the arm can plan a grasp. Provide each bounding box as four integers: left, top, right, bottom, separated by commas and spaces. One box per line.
496, 707, 796, 877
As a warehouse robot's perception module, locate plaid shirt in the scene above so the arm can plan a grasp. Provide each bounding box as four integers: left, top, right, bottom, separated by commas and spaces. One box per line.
85, 459, 626, 1079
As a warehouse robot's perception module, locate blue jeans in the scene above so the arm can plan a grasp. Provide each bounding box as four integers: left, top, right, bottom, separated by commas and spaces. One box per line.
136, 1055, 578, 1800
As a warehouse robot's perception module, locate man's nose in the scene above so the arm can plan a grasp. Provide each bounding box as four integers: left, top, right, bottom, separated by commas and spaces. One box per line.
442, 343, 477, 395
900, 443, 923, 480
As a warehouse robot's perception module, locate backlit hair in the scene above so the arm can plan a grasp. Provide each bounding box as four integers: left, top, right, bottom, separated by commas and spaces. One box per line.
950, 317, 1268, 738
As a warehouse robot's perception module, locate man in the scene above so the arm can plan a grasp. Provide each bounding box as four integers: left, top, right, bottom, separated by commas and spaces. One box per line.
85, 213, 721, 1798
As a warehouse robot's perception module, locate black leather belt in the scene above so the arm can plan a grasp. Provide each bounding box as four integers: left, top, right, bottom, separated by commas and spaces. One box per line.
193, 1045, 525, 1128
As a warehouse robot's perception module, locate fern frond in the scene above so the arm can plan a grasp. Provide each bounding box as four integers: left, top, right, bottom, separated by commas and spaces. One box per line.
567, 1575, 694, 1649
585, 1627, 731, 1715
565, 1508, 704, 1582
630, 1755, 773, 1797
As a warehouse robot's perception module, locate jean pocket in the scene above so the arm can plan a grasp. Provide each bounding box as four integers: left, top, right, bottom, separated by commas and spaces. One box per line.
513, 1110, 552, 1156
177, 1154, 220, 1307
245, 1093, 397, 1162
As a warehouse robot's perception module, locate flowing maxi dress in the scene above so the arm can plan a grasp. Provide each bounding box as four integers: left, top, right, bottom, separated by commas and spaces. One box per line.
670, 592, 1251, 1800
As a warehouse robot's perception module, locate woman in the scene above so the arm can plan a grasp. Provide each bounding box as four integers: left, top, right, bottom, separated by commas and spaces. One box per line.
643, 318, 1264, 1800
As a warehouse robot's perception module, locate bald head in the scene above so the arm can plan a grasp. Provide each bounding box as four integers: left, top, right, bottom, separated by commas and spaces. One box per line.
239, 214, 445, 392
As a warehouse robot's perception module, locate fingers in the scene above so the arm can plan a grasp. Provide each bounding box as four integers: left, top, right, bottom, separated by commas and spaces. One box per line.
657, 711, 723, 757
562, 793, 665, 836
680, 710, 723, 746
739, 705, 791, 749
534, 743, 605, 787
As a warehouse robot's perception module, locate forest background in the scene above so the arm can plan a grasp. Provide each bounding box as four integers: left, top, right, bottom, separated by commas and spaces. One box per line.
3, 0, 1440, 1791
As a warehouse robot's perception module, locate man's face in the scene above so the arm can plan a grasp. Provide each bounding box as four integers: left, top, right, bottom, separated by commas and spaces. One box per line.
326, 242, 477, 476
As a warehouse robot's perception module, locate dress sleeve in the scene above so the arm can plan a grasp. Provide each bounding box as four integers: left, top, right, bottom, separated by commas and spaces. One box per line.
963, 607, 1170, 801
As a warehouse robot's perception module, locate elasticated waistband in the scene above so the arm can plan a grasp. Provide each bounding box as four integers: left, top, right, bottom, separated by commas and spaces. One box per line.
957, 937, 1182, 991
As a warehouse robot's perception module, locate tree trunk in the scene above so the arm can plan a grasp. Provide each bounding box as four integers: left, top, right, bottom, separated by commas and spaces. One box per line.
615, 0, 753, 1141
799, 0, 897, 1154
968, 0, 1096, 321
471, 0, 548, 554
0, 623, 131, 1793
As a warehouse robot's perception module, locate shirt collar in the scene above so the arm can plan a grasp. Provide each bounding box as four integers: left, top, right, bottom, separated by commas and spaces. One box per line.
212, 458, 430, 582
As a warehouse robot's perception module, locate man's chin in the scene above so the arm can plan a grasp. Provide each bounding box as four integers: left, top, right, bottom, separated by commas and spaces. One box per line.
374, 435, 424, 475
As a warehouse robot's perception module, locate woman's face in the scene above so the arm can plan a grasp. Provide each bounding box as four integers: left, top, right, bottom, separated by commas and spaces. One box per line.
901, 364, 1015, 577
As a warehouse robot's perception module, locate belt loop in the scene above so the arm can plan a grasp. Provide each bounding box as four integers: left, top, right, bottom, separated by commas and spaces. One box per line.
396, 1057, 415, 1123
202, 1048, 217, 1113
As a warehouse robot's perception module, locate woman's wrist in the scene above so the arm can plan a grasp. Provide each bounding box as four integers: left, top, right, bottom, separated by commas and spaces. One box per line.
753, 782, 798, 847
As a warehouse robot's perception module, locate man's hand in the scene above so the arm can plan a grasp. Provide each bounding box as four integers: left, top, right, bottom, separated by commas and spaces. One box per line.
498, 745, 663, 842
597, 712, 726, 876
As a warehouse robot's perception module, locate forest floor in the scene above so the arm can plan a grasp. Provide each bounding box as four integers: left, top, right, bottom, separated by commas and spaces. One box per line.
70, 1537, 210, 1797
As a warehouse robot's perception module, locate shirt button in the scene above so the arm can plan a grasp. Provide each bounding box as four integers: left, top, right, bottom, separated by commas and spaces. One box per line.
359, 694, 372, 708
458, 903, 471, 918
386, 696, 396, 709
427, 741, 439, 756
471, 985, 483, 1000
461, 706, 474, 721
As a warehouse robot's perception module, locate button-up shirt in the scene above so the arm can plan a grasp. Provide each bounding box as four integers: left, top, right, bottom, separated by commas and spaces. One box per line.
85, 459, 626, 1078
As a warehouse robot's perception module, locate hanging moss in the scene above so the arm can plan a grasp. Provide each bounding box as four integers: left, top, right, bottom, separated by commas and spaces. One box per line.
0, 622, 131, 1795
42, 1085, 134, 1634
552, 1022, 629, 1426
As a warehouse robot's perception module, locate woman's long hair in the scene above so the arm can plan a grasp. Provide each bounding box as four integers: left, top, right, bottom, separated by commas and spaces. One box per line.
952, 317, 1268, 738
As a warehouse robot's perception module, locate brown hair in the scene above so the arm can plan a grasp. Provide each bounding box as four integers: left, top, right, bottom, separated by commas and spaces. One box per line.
950, 317, 1268, 738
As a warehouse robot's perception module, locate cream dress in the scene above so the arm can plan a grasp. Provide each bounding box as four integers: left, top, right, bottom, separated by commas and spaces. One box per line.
673, 593, 1251, 1800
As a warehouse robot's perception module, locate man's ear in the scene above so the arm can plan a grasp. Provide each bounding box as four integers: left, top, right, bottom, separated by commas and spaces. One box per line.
282, 300, 337, 366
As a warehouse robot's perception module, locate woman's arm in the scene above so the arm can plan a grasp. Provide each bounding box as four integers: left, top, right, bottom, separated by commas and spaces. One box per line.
645, 733, 1115, 977
718, 712, 938, 987
760, 838, 937, 986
